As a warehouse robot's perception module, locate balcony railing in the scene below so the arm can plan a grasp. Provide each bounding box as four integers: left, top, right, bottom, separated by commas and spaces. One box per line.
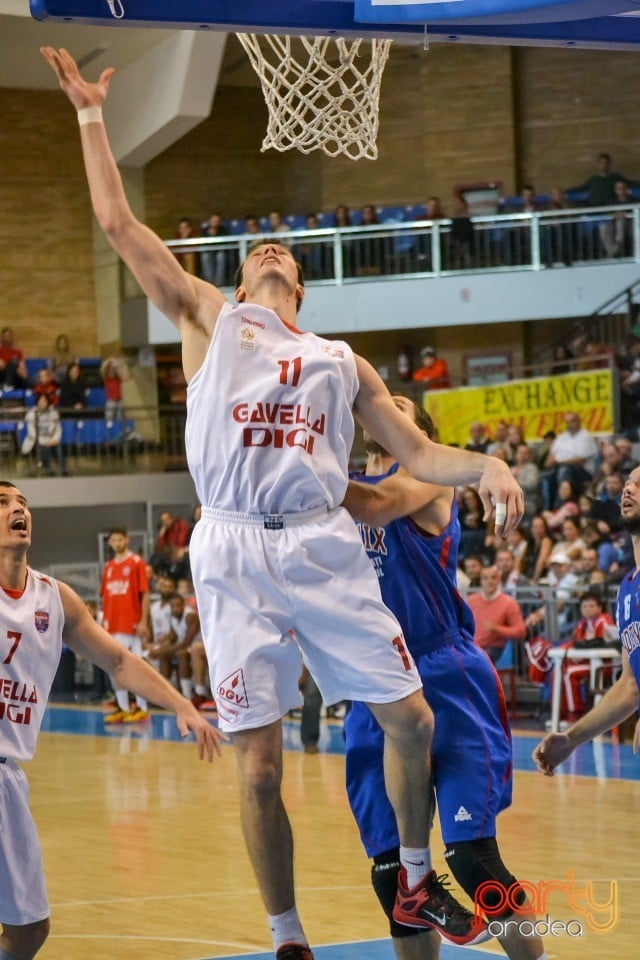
163, 204, 640, 288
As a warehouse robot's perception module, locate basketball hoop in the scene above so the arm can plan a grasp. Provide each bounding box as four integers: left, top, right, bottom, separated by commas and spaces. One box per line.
236, 34, 393, 161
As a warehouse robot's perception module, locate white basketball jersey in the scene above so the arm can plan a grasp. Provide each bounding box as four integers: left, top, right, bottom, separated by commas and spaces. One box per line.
0, 569, 64, 761
170, 611, 200, 646
150, 598, 173, 641
185, 302, 359, 513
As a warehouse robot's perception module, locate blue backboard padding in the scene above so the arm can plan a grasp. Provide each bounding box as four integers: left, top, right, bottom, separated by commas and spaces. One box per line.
28, 0, 640, 48
354, 0, 634, 25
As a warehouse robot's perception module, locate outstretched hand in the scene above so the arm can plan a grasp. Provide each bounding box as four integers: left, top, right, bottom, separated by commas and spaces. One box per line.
41, 46, 115, 110
176, 701, 228, 761
477, 457, 524, 537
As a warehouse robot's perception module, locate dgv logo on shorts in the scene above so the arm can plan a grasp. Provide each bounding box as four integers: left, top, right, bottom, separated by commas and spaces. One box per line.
217, 668, 249, 708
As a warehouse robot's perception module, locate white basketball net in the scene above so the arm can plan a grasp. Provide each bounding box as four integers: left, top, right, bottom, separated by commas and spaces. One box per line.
236, 34, 393, 161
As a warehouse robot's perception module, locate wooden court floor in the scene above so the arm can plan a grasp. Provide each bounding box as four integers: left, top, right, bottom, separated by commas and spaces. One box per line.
23, 711, 640, 960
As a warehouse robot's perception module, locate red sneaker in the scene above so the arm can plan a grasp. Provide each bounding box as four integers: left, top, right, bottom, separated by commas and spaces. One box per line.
392, 867, 490, 946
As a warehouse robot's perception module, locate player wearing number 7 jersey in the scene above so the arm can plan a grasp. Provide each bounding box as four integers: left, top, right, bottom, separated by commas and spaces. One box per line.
42, 45, 524, 960
0, 482, 224, 960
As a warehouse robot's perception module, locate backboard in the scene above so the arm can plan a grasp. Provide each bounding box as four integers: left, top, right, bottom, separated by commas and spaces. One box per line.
29, 0, 640, 50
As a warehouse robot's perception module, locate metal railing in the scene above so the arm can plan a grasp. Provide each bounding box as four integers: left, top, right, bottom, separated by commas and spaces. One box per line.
163, 203, 640, 287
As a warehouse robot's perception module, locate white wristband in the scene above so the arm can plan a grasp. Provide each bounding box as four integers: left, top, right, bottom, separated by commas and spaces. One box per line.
77, 106, 103, 127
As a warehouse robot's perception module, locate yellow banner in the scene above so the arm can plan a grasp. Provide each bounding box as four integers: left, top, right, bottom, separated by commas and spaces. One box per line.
424, 370, 614, 446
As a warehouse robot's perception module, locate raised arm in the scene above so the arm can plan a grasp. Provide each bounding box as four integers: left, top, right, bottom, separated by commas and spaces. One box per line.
59, 580, 226, 759
352, 355, 524, 535
344, 471, 451, 531
40, 47, 226, 339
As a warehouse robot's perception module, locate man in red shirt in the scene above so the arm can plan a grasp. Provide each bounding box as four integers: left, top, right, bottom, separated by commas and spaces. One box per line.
0, 326, 28, 389
467, 565, 527, 664
156, 510, 190, 550
100, 527, 151, 722
411, 346, 451, 390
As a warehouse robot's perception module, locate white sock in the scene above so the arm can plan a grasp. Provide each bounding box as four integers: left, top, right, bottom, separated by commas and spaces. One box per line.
180, 678, 193, 698
400, 846, 432, 888
268, 906, 307, 951
116, 690, 130, 712
135, 696, 147, 711
195, 684, 208, 696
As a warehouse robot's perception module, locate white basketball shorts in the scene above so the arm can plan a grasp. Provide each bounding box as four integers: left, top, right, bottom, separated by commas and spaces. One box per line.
0, 760, 49, 925
113, 632, 143, 657
189, 505, 421, 732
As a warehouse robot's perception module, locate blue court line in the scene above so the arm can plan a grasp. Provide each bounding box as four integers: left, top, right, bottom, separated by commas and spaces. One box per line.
40, 706, 640, 782
201, 940, 502, 960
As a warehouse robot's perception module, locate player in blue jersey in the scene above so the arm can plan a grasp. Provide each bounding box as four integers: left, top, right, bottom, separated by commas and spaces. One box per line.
343, 396, 545, 960
534, 464, 640, 773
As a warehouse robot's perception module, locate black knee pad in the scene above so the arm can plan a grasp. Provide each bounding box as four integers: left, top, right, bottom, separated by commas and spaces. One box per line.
444, 837, 525, 921
371, 848, 422, 939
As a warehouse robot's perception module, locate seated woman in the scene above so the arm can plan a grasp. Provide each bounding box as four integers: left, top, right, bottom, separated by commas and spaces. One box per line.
542, 479, 580, 532
59, 362, 86, 415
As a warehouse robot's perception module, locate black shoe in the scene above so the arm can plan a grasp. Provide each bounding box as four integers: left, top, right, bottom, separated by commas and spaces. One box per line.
393, 867, 490, 946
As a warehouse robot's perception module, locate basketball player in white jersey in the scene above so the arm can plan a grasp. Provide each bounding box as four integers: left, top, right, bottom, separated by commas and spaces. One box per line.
42, 47, 524, 960
147, 592, 201, 700
0, 481, 224, 960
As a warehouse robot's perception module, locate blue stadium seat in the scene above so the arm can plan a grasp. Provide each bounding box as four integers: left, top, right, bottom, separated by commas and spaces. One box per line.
230, 219, 248, 235
26, 358, 47, 379
24, 390, 36, 407
77, 357, 101, 367
378, 205, 405, 223
85, 387, 106, 408
316, 212, 335, 228
0, 389, 25, 402
77, 419, 107, 446
61, 420, 78, 445
286, 214, 307, 231
405, 204, 425, 221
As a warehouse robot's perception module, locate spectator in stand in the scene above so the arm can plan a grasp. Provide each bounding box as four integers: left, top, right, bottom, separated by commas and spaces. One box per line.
465, 421, 490, 454
0, 326, 28, 389
200, 212, 229, 287
618, 336, 640, 430
156, 510, 190, 552
562, 592, 616, 720
33, 368, 59, 407
447, 194, 474, 268
21, 394, 68, 476
549, 515, 586, 563
533, 429, 556, 472
545, 187, 573, 267
58, 361, 86, 414
295, 212, 326, 280
504, 424, 524, 463
355, 203, 382, 276
590, 472, 624, 536
527, 515, 554, 583
486, 420, 510, 459
543, 478, 580, 532
173, 217, 198, 275
541, 412, 598, 508
549, 344, 574, 374
581, 521, 622, 580
467, 565, 527, 664
268, 210, 290, 238
568, 152, 628, 207
599, 178, 634, 258
576, 338, 612, 372
511, 442, 541, 518
100, 356, 129, 427
245, 215, 261, 235
334, 203, 352, 227
48, 333, 75, 384
412, 346, 451, 389
423, 196, 445, 221
614, 436, 639, 473
505, 527, 530, 574
495, 547, 529, 597
463, 554, 484, 589
590, 441, 623, 495
458, 486, 489, 560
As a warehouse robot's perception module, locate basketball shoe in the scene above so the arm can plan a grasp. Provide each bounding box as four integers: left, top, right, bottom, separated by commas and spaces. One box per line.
275, 943, 314, 960
393, 868, 490, 946
123, 707, 150, 723
103, 709, 128, 724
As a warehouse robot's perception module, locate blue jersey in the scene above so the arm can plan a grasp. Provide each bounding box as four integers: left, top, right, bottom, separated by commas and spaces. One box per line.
354, 464, 475, 655
616, 566, 640, 700
345, 464, 513, 852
